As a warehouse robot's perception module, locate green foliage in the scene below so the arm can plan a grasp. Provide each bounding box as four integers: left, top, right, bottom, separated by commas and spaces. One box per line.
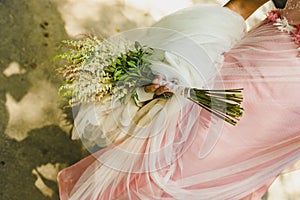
106, 41, 156, 102
55, 37, 155, 106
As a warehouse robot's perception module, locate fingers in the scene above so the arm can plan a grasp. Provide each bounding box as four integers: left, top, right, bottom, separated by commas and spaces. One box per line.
144, 75, 174, 98
144, 84, 169, 95
144, 84, 159, 93
145, 75, 163, 93
155, 85, 169, 96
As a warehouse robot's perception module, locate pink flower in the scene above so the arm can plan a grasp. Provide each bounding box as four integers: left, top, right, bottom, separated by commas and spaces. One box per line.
267, 10, 281, 23
294, 35, 300, 44
292, 25, 300, 44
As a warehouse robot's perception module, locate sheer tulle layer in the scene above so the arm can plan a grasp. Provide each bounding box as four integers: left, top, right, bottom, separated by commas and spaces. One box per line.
58, 7, 300, 200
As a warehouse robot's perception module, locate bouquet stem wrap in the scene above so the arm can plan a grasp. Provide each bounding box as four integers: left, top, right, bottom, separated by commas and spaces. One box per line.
157, 80, 243, 125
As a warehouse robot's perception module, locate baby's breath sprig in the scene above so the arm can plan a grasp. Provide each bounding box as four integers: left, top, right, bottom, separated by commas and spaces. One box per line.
54, 36, 114, 106
55, 37, 155, 106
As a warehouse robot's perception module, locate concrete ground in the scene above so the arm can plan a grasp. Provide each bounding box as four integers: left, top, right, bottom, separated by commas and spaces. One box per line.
0, 0, 299, 199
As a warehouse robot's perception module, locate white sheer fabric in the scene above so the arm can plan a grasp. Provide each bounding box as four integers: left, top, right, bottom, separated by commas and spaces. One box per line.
69, 5, 248, 200
62, 3, 300, 200
72, 4, 246, 154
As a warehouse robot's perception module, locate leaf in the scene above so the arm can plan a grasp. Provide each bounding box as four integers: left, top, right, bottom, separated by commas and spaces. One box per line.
116, 58, 121, 65
134, 41, 141, 50
127, 61, 136, 68
113, 70, 123, 81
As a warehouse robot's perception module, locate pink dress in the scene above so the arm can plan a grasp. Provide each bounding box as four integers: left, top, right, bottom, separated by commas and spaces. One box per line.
57, 1, 300, 199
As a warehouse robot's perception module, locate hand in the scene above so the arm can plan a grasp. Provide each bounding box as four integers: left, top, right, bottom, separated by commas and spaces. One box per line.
144, 76, 173, 98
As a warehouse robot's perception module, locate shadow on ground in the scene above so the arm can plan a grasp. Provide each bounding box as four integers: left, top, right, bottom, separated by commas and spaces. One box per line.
0, 126, 83, 200
0, 0, 155, 199
0, 0, 85, 199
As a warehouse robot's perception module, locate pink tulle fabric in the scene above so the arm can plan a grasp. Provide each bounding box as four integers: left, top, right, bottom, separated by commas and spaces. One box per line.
57, 7, 300, 200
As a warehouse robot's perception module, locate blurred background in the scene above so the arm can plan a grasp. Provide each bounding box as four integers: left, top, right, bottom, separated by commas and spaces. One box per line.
0, 0, 299, 199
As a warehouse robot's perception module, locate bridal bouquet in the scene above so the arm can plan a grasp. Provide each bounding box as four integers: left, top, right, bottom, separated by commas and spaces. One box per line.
55, 36, 243, 125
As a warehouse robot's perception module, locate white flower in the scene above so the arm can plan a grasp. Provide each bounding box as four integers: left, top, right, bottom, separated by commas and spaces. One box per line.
273, 17, 296, 34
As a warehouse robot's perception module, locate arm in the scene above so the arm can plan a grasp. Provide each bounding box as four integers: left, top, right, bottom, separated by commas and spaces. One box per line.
224, 0, 269, 19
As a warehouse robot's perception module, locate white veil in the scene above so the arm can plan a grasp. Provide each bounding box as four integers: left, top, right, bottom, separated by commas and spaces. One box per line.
72, 4, 247, 157
69, 4, 249, 200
